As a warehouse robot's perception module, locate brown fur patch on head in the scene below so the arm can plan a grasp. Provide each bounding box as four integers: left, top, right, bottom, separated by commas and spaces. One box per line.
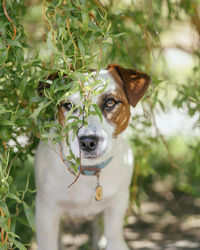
111, 101, 130, 136
98, 86, 131, 137
102, 64, 150, 136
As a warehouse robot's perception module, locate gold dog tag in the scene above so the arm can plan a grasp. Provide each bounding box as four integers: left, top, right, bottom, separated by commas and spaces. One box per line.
95, 185, 103, 201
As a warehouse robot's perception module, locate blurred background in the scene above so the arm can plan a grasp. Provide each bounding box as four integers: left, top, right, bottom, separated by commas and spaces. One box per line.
0, 0, 199, 249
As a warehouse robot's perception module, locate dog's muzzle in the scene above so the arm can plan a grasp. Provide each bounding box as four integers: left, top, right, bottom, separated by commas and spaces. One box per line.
79, 135, 99, 152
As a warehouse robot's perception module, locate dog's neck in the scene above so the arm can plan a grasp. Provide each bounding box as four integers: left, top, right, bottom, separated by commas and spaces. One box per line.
80, 156, 113, 176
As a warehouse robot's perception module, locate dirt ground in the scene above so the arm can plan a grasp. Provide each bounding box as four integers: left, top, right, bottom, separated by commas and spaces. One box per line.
126, 191, 200, 250
31, 185, 200, 250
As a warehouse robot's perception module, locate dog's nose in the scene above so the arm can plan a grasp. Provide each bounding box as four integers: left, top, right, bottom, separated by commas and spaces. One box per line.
79, 136, 99, 152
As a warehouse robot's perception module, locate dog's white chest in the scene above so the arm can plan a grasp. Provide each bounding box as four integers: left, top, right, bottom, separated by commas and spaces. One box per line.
35, 137, 133, 218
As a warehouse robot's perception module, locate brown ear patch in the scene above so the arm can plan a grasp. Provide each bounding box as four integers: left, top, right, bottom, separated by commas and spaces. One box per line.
107, 64, 150, 107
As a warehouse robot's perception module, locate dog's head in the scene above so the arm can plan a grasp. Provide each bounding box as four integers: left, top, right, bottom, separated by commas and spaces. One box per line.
38, 64, 150, 165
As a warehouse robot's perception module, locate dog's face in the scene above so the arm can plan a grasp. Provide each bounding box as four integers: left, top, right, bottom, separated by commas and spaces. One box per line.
39, 64, 150, 165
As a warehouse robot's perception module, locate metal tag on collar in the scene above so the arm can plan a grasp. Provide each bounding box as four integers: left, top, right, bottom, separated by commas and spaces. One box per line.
95, 172, 103, 201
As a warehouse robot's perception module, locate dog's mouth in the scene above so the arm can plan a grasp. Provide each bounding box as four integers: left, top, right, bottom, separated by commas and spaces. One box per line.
80, 148, 112, 170
83, 155, 98, 159
81, 150, 106, 160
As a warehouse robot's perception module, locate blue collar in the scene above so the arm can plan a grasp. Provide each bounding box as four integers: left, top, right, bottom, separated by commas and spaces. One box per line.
80, 157, 113, 176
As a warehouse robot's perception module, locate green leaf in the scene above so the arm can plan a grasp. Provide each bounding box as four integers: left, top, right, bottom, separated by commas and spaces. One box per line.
11, 238, 27, 250
82, 9, 89, 31
112, 32, 126, 38
54, 81, 73, 93
0, 106, 13, 115
41, 132, 58, 139
23, 202, 35, 231
92, 79, 109, 95
0, 201, 10, 217
47, 31, 58, 53
0, 243, 7, 250
0, 120, 15, 126
7, 39, 23, 48
78, 39, 85, 57
64, 39, 73, 51
91, 104, 102, 123
0, 217, 9, 230
0, 48, 7, 65
19, 78, 27, 97
30, 100, 53, 119
7, 193, 21, 203
44, 122, 60, 128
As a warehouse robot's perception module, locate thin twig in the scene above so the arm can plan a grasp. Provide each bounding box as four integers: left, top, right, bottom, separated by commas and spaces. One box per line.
42, 1, 51, 31
67, 166, 81, 188
67, 106, 86, 188
93, 0, 108, 11
15, 90, 28, 108
89, 12, 98, 25
0, 207, 5, 245
3, 0, 17, 51
3, 142, 7, 150
4, 217, 11, 243
58, 38, 71, 69
6, 135, 34, 178
66, 17, 79, 51
59, 140, 76, 176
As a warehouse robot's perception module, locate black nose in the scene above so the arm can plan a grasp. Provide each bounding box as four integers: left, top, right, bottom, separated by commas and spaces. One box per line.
79, 136, 99, 152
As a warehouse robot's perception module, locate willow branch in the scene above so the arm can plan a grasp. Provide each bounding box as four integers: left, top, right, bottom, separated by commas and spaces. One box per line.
3, 0, 17, 51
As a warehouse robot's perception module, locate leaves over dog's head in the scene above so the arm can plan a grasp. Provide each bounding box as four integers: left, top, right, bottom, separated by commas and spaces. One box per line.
38, 64, 150, 162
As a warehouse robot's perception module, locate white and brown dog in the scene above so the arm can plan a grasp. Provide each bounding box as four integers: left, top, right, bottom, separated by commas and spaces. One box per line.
35, 64, 150, 250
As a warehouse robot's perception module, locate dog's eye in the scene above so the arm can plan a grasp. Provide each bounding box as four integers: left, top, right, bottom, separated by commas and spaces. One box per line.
105, 98, 116, 109
62, 102, 73, 111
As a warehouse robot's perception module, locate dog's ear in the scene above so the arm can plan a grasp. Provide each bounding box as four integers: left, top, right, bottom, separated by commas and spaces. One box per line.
38, 72, 59, 96
107, 64, 151, 107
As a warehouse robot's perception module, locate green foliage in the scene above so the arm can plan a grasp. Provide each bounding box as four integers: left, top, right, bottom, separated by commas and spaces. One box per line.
0, 0, 199, 248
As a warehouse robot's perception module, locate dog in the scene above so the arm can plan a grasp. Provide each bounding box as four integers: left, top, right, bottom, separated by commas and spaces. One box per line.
35, 64, 150, 250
